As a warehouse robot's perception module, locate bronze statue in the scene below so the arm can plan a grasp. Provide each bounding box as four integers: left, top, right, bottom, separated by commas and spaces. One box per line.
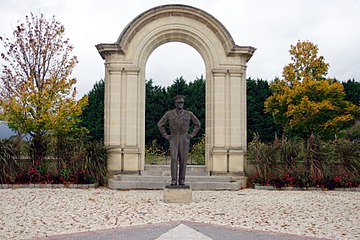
157, 95, 201, 186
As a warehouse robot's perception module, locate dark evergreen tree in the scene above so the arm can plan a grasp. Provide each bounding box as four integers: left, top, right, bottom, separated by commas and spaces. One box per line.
145, 79, 169, 148
81, 76, 291, 147
80, 79, 104, 141
247, 78, 282, 142
186, 75, 205, 143
342, 79, 360, 105
146, 76, 206, 149
166, 76, 189, 100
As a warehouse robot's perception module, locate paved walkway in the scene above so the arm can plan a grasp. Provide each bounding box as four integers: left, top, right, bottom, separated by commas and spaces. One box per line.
37, 221, 328, 240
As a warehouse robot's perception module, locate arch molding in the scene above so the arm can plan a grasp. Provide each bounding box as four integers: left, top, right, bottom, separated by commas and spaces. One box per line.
96, 4, 255, 177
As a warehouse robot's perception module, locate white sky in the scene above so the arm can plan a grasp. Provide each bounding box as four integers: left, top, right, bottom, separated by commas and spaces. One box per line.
0, 0, 360, 99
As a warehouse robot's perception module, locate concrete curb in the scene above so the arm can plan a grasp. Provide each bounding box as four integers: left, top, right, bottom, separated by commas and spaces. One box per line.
0, 183, 99, 189
1, 184, 359, 192
253, 185, 360, 191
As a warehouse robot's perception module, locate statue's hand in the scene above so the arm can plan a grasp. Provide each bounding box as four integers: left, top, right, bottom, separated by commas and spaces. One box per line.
165, 135, 171, 141
186, 134, 193, 140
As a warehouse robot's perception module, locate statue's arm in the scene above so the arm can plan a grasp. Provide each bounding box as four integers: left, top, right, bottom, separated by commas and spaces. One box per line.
189, 112, 201, 138
157, 113, 170, 140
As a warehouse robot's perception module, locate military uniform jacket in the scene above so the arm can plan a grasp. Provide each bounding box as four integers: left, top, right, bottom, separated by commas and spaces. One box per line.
157, 109, 200, 139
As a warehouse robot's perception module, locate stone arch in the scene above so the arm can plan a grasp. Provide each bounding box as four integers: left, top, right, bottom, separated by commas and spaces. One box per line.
96, 4, 255, 177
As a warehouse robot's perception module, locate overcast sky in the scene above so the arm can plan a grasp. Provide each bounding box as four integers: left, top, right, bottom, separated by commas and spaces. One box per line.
1, 0, 360, 97
0, 0, 360, 137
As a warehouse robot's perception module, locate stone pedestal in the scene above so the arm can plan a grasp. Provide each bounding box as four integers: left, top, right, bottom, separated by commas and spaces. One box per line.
163, 185, 192, 203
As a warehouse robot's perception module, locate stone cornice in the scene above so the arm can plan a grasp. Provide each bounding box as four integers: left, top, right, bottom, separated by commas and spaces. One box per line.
228, 46, 257, 62
95, 43, 123, 60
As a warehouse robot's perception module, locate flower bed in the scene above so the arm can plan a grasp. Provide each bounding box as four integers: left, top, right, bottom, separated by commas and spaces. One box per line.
248, 169, 360, 190
253, 185, 360, 191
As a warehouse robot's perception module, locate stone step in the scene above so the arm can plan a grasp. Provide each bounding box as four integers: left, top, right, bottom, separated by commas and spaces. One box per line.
143, 165, 208, 176
108, 164, 245, 190
113, 175, 233, 183
108, 179, 241, 190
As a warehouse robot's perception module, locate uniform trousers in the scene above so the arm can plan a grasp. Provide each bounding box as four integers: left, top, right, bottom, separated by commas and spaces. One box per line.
169, 134, 190, 184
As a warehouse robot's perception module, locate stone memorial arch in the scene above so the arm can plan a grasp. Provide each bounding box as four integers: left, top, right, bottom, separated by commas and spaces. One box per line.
96, 4, 255, 178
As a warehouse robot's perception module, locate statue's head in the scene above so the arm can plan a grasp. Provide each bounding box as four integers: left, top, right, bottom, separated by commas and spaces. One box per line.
173, 95, 185, 110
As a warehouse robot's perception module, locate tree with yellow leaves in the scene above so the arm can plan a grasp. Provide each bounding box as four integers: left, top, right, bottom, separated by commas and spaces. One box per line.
265, 40, 359, 141
0, 13, 88, 162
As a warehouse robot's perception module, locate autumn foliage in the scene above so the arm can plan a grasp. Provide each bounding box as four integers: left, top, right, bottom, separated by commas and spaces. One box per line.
265, 41, 360, 140
0, 13, 87, 161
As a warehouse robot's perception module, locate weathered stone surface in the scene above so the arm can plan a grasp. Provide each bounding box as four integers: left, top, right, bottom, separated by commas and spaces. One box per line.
96, 4, 255, 178
163, 186, 192, 203
108, 166, 244, 190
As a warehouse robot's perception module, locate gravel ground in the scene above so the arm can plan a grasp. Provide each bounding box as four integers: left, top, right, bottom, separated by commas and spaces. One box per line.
0, 188, 359, 240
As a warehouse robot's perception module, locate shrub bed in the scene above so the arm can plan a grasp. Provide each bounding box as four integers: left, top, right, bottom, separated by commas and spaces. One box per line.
247, 135, 360, 189
0, 138, 107, 185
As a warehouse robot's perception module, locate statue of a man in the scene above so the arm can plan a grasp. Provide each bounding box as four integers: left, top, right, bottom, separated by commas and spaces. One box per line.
157, 95, 201, 186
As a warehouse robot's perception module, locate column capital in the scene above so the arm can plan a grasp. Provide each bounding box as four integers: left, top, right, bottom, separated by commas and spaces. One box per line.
212, 68, 227, 76
229, 70, 243, 77
212, 68, 244, 76
106, 66, 140, 74
124, 67, 141, 75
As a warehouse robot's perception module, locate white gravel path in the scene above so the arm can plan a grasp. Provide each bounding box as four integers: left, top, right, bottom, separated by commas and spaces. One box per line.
0, 188, 359, 240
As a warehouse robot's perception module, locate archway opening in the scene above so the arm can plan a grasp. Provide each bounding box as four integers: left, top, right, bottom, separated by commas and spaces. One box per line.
146, 42, 205, 86
145, 42, 206, 165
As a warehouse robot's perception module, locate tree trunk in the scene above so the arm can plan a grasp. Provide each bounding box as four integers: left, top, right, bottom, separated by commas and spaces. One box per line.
30, 134, 47, 163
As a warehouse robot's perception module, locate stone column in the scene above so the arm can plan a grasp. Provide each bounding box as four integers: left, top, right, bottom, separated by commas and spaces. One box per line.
227, 69, 246, 173
105, 67, 121, 175
210, 69, 228, 172
105, 65, 144, 176
208, 68, 246, 175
